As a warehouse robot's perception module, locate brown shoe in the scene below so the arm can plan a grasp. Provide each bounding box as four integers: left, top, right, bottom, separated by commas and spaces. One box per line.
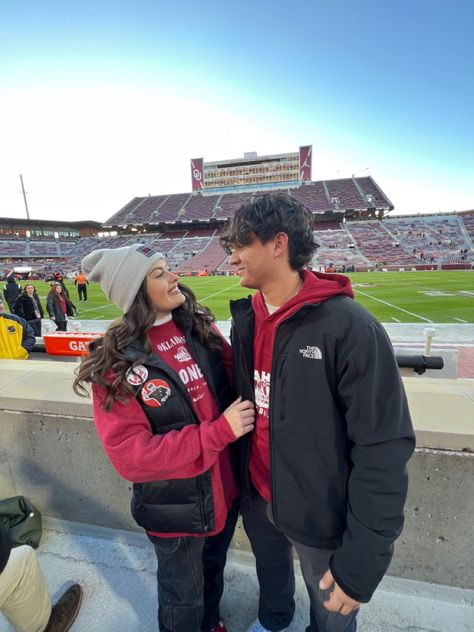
44, 583, 83, 632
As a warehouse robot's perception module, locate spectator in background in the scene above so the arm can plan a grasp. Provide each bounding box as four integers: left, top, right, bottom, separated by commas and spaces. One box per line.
12, 284, 44, 337
0, 298, 36, 359
53, 272, 70, 297
0, 522, 83, 632
74, 271, 89, 302
3, 276, 21, 313
46, 283, 75, 332
221, 194, 415, 632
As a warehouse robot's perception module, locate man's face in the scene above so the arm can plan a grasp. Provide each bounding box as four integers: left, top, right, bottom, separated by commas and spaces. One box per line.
228, 235, 277, 290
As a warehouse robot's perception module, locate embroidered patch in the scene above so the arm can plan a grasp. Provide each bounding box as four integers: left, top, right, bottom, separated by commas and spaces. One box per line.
126, 365, 148, 386
7, 326, 16, 334
136, 245, 158, 258
174, 345, 192, 363
299, 345, 322, 360
141, 379, 171, 408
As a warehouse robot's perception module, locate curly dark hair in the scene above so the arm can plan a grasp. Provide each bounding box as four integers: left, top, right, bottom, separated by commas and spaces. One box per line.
73, 281, 222, 411
220, 194, 318, 270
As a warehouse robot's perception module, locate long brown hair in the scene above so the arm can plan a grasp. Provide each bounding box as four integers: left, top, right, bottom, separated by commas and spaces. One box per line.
73, 281, 223, 411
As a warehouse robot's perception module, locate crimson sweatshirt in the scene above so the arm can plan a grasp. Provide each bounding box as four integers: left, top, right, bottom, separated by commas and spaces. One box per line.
92, 319, 238, 538
250, 269, 355, 501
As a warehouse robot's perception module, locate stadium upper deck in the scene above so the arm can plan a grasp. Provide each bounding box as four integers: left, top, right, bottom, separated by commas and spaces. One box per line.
103, 176, 392, 227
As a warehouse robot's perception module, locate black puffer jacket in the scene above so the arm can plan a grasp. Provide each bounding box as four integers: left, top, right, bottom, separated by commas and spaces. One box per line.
230, 294, 415, 603
122, 319, 235, 535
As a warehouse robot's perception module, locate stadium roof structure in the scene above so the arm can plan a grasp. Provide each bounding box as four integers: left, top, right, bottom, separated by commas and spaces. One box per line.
0, 217, 102, 229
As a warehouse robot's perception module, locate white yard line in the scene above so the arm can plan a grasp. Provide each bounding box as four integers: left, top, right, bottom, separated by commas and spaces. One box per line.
391, 317, 401, 322
76, 303, 117, 315
356, 289, 433, 323
454, 317, 468, 323
200, 282, 241, 302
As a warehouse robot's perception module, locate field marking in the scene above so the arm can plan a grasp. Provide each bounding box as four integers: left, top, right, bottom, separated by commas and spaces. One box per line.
199, 282, 241, 302
75, 303, 117, 316
391, 317, 401, 322
355, 289, 433, 323
454, 317, 468, 323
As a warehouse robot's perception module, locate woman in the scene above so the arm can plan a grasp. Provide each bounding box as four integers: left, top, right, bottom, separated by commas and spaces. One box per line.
46, 282, 75, 331
73, 244, 254, 632
12, 284, 44, 337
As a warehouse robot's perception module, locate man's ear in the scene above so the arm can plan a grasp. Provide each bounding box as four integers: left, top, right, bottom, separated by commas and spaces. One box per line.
273, 232, 289, 258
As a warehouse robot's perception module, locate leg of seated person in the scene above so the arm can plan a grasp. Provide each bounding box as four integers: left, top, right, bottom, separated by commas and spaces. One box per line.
0, 544, 52, 632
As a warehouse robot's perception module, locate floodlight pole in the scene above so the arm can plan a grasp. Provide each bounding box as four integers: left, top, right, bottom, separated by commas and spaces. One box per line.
19, 174, 30, 220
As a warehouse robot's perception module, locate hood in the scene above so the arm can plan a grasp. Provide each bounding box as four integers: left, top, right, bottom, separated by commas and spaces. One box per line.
252, 269, 354, 325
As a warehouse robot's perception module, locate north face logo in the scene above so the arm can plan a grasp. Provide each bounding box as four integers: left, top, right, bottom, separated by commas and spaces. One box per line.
299, 345, 322, 360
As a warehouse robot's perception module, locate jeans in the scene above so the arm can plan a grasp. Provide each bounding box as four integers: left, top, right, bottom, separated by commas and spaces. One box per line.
148, 497, 239, 632
242, 493, 357, 632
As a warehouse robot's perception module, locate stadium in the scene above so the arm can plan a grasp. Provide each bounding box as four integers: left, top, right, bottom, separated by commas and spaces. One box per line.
1, 146, 474, 632
1, 145, 473, 326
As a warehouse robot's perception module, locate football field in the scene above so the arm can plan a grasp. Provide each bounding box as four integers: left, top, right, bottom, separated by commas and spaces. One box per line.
46, 271, 474, 324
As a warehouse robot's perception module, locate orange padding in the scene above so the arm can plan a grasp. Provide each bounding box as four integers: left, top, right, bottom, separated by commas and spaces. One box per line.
43, 332, 104, 356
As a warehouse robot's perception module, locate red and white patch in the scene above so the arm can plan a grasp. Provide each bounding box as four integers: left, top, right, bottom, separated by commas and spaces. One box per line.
141, 379, 171, 408
126, 365, 148, 386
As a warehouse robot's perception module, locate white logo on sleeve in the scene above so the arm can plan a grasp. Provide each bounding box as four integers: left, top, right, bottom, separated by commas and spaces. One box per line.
299, 346, 322, 360
254, 369, 270, 411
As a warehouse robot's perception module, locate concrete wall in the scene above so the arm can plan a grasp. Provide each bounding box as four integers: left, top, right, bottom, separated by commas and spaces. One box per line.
0, 360, 473, 588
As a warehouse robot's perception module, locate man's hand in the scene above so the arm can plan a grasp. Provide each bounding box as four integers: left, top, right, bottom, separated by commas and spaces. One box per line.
319, 569, 360, 615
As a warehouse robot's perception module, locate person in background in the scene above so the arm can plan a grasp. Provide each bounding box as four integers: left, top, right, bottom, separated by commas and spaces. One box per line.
0, 522, 83, 632
74, 244, 255, 632
74, 272, 89, 302
46, 283, 75, 332
53, 272, 70, 298
221, 194, 415, 632
12, 284, 44, 337
0, 298, 36, 359
3, 275, 21, 313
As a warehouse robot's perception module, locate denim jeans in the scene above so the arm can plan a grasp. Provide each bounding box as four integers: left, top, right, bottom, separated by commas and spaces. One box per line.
242, 493, 357, 632
148, 498, 239, 632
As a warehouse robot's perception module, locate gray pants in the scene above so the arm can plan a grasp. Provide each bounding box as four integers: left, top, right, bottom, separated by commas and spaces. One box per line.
242, 492, 358, 632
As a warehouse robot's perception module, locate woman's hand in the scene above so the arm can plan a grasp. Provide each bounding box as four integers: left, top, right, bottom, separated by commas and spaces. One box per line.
223, 396, 255, 438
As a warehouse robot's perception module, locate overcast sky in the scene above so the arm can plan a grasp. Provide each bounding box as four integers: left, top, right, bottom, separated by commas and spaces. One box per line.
1, 0, 473, 223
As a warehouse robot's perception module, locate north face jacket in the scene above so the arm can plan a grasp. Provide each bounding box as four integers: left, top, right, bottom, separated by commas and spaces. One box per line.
230, 292, 415, 603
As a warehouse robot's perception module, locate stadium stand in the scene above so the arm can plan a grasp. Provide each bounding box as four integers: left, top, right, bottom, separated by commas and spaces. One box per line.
347, 221, 420, 265
181, 194, 219, 221
212, 192, 254, 219
461, 212, 474, 240
177, 237, 227, 274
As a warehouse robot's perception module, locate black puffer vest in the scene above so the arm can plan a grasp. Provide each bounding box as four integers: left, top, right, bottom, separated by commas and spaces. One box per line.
123, 321, 234, 535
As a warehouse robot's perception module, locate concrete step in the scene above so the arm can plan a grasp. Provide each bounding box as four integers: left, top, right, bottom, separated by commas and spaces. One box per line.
1, 521, 472, 632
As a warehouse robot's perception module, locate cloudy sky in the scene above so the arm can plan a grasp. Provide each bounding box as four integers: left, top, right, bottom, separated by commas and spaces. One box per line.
1, 0, 473, 223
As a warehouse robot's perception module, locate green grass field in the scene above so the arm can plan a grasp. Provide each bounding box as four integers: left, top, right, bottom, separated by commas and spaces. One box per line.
38, 271, 474, 323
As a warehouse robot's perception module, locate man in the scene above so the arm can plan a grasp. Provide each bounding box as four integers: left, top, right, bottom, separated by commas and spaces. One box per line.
74, 272, 89, 302
0, 298, 36, 359
0, 522, 82, 631
3, 275, 21, 313
221, 194, 415, 632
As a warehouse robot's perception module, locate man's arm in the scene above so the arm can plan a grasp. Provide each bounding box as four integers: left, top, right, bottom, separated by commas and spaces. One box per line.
329, 319, 415, 604
21, 318, 36, 351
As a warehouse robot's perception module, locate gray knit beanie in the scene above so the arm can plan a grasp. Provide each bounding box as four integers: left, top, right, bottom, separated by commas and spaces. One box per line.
82, 244, 165, 313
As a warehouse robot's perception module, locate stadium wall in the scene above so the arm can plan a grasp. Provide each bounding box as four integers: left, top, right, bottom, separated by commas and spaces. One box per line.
0, 361, 473, 590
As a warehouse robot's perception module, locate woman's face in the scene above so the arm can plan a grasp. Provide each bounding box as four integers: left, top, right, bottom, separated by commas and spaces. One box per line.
25, 285, 35, 296
145, 258, 185, 319
54, 284, 62, 294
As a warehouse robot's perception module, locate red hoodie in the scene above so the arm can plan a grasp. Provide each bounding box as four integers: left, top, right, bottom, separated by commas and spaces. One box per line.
250, 269, 354, 501
92, 320, 238, 538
